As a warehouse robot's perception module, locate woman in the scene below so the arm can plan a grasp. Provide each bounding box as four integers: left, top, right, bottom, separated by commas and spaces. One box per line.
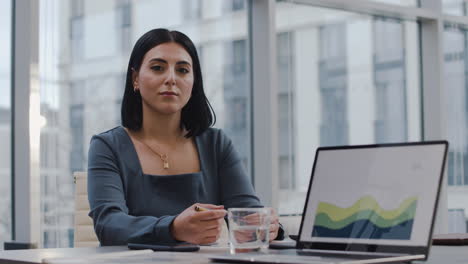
87, 28, 282, 246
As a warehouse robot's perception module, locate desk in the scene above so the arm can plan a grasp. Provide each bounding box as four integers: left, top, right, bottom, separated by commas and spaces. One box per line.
0, 246, 127, 264
0, 246, 466, 264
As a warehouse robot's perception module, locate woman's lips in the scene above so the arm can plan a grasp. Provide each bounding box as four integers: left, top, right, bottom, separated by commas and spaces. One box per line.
159, 91, 178, 96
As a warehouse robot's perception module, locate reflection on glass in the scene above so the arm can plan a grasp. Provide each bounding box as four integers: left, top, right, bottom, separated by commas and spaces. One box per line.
0, 0, 12, 246
276, 2, 421, 214
39, 0, 249, 247
445, 25, 468, 230
443, 0, 468, 16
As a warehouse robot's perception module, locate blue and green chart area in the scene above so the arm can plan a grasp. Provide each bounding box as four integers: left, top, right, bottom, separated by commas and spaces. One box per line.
312, 196, 417, 240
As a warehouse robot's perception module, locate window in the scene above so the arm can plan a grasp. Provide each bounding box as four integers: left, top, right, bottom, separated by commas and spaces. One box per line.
223, 0, 246, 12
277, 32, 295, 190
319, 23, 348, 146
183, 0, 201, 21
116, 0, 132, 52
444, 0, 468, 16
20, 0, 468, 243
445, 25, 467, 186
39, 0, 249, 247
445, 25, 468, 221
70, 0, 84, 61
0, 0, 12, 246
275, 2, 421, 215
223, 39, 251, 172
69, 105, 84, 173
373, 17, 407, 143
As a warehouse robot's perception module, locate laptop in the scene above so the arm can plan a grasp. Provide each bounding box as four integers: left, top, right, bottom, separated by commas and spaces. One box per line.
211, 141, 448, 264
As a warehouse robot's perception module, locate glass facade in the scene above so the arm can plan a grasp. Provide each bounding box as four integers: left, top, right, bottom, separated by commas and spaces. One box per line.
38, 0, 249, 247
7, 0, 468, 248
275, 2, 422, 214
444, 0, 468, 15
0, 0, 12, 247
445, 25, 468, 186
445, 24, 468, 231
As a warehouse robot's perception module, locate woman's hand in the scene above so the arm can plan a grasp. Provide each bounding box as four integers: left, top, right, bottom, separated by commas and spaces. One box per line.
171, 203, 227, 245
269, 208, 280, 242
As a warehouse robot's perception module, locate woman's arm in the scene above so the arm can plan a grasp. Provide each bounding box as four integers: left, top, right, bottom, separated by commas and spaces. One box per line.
87, 136, 177, 245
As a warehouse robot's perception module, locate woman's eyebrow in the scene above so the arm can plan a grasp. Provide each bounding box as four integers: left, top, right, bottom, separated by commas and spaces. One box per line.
149, 58, 167, 64
148, 58, 191, 67
176, 60, 191, 67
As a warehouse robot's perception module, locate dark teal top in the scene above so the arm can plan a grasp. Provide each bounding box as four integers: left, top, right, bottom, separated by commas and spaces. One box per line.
87, 126, 262, 245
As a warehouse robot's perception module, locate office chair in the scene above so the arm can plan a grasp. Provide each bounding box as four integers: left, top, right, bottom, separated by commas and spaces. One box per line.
73, 171, 99, 247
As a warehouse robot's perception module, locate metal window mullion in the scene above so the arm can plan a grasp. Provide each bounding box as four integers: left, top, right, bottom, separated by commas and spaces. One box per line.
10, 0, 15, 241
249, 0, 279, 208
420, 0, 448, 234
12, 0, 40, 243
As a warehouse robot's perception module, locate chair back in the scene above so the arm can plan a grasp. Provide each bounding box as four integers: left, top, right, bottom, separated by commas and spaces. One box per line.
73, 171, 99, 247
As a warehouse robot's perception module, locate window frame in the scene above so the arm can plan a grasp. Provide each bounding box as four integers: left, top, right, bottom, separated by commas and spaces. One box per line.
12, 0, 41, 243
13, 0, 468, 243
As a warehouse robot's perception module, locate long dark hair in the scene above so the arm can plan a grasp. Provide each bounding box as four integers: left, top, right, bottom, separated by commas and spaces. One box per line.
121, 28, 215, 138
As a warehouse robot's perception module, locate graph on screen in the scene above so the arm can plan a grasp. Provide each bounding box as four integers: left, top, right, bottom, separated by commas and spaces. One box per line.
312, 196, 417, 240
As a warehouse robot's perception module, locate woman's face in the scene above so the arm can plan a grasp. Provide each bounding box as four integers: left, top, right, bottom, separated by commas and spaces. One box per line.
133, 42, 194, 116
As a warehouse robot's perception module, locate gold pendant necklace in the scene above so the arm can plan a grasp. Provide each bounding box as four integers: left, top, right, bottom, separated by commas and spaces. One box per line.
135, 139, 170, 169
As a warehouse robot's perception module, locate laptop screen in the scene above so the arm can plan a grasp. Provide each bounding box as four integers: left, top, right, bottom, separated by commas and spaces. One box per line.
299, 142, 448, 250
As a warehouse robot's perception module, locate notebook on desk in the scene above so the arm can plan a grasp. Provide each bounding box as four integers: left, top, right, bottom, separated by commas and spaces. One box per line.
212, 141, 448, 264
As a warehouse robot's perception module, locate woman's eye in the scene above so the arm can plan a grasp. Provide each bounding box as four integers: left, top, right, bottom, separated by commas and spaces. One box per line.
177, 68, 189, 74
151, 65, 163, 71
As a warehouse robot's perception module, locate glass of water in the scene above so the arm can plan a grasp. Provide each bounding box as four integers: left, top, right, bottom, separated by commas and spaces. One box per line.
228, 208, 271, 254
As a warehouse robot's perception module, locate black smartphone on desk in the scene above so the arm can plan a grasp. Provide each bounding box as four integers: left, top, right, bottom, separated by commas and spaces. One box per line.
128, 242, 200, 252
269, 239, 296, 249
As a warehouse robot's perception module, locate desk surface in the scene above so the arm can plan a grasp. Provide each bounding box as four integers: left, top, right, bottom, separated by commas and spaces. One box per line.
0, 246, 127, 264
0, 245, 466, 264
